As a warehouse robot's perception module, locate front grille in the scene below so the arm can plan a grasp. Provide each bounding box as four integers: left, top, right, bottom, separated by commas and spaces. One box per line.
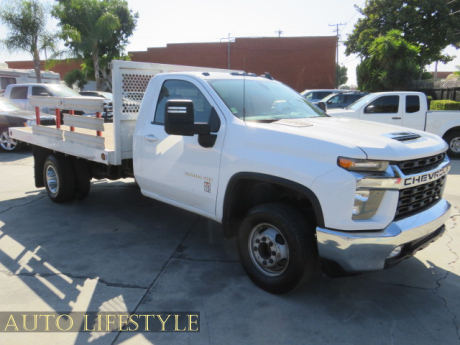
40, 118, 56, 126
395, 176, 446, 219
396, 153, 446, 175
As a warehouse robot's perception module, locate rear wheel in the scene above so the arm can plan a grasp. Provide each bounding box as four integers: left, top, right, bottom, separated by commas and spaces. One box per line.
237, 203, 318, 294
72, 159, 91, 200
43, 155, 76, 203
444, 131, 460, 158
0, 130, 22, 152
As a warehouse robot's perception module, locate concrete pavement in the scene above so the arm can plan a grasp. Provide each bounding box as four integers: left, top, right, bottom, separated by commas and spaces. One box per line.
0, 151, 459, 345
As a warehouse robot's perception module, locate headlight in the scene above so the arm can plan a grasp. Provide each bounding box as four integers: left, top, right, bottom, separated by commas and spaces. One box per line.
338, 157, 389, 172
24, 119, 37, 127
352, 189, 385, 220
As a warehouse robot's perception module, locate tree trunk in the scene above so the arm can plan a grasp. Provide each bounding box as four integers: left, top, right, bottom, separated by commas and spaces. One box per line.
33, 48, 42, 83
93, 51, 100, 90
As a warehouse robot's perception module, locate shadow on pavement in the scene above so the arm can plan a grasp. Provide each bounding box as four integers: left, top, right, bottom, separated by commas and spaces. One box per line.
0, 180, 458, 344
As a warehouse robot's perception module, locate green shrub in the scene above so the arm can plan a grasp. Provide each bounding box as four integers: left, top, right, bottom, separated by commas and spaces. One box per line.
430, 100, 460, 110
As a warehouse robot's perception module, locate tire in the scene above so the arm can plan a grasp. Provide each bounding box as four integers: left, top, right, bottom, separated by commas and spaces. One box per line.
237, 203, 318, 294
43, 154, 76, 203
444, 131, 460, 158
0, 130, 22, 152
72, 159, 91, 200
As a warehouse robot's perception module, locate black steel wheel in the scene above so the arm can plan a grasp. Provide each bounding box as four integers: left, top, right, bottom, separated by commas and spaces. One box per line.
43, 154, 76, 203
72, 159, 91, 200
237, 203, 318, 294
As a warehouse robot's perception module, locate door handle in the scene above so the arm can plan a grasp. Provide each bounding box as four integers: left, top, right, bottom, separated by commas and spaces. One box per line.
144, 134, 158, 142
392, 117, 401, 120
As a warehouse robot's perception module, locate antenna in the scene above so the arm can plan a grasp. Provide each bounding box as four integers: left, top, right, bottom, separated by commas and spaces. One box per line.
243, 75, 246, 122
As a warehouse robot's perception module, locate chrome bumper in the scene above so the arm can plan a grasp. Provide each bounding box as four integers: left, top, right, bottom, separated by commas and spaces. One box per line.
316, 199, 451, 272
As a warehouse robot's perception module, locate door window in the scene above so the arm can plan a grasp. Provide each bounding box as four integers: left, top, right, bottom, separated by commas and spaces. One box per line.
365, 96, 399, 113
9, 86, 28, 100
32, 86, 52, 96
406, 95, 420, 113
154, 80, 213, 125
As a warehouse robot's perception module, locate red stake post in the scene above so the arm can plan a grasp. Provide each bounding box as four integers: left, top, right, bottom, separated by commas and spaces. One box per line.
69, 110, 75, 132
55, 108, 61, 129
35, 106, 41, 125
96, 112, 102, 137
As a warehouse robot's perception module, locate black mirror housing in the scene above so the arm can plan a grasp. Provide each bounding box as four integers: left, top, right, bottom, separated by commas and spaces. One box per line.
317, 101, 326, 112
164, 100, 210, 136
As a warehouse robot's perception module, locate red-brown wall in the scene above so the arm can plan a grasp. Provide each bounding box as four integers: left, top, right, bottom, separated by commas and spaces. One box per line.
6, 36, 337, 91
129, 37, 337, 91
5, 59, 82, 80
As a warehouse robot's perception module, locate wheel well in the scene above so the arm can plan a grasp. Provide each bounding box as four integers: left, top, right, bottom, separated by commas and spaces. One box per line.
222, 174, 324, 239
443, 127, 460, 139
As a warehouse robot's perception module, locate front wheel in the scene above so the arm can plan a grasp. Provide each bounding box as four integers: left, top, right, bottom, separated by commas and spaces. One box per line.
237, 203, 318, 294
0, 130, 22, 152
444, 131, 460, 158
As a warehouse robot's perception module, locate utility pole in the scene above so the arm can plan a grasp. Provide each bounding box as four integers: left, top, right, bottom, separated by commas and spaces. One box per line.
329, 23, 346, 88
275, 30, 283, 37
220, 33, 234, 69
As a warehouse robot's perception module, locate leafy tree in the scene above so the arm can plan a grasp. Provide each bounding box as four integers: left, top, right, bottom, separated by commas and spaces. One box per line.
337, 64, 348, 87
345, 0, 460, 69
357, 30, 421, 92
53, 0, 138, 90
64, 68, 88, 89
454, 66, 460, 78
0, 0, 59, 82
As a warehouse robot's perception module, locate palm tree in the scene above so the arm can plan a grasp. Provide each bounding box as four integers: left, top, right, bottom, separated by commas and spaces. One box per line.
0, 0, 59, 82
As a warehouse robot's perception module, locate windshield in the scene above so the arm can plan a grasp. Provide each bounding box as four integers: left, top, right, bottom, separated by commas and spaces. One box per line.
346, 94, 373, 110
46, 84, 81, 97
0, 97, 21, 112
207, 79, 326, 121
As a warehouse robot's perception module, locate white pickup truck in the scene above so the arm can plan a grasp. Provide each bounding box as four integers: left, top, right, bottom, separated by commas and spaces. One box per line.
327, 91, 460, 158
10, 61, 451, 294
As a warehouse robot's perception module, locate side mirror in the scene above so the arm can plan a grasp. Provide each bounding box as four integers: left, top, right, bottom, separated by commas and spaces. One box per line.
365, 105, 376, 113
164, 100, 210, 136
317, 101, 326, 112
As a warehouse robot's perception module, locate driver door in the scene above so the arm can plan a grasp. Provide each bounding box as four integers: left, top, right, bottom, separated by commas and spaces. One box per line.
137, 77, 226, 217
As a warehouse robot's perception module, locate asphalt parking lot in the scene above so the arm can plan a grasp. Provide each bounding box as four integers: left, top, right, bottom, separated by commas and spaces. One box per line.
0, 151, 459, 345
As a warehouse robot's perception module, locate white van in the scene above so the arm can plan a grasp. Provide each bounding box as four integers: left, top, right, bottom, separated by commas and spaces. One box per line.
0, 63, 60, 96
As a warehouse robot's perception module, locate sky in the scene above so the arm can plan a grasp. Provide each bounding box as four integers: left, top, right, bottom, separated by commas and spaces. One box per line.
0, 0, 459, 86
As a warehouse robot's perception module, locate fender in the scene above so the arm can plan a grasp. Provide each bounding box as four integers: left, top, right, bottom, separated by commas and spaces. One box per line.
222, 172, 325, 238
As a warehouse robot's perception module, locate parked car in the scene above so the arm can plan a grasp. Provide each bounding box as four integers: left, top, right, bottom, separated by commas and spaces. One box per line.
4, 83, 112, 122
79, 91, 113, 121
317, 91, 370, 111
0, 97, 55, 151
300, 89, 341, 103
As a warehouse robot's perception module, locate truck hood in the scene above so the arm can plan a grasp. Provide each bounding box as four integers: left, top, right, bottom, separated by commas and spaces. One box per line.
267, 116, 447, 160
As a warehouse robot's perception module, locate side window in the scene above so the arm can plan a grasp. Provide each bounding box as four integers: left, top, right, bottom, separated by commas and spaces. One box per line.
9, 86, 28, 100
1, 77, 16, 90
318, 92, 331, 99
365, 96, 399, 113
406, 95, 420, 113
32, 86, 52, 96
154, 80, 213, 124
331, 95, 344, 104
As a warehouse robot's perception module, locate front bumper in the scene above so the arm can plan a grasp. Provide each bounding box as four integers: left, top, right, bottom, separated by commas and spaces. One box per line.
316, 198, 451, 272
